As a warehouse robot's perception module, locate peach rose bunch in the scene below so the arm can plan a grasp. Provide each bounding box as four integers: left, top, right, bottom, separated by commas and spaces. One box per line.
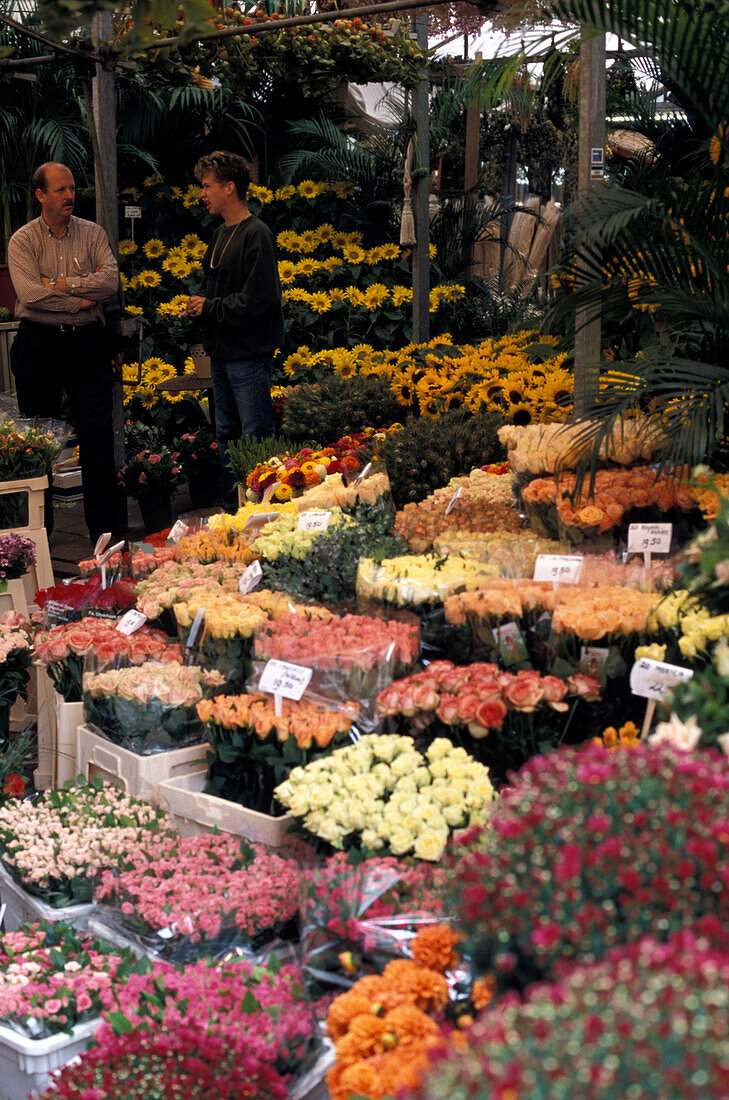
395, 470, 520, 553
499, 417, 665, 477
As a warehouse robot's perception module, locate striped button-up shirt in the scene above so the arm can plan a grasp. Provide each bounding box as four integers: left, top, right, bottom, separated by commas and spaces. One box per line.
8, 215, 118, 326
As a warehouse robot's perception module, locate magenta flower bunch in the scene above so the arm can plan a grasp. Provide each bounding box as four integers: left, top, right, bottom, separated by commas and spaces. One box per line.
450, 742, 729, 990
404, 924, 729, 1100
118, 445, 185, 498
95, 832, 301, 958
0, 532, 36, 583
0, 920, 135, 1039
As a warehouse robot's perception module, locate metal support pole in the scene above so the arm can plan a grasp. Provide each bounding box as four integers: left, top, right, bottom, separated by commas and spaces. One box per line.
573, 30, 606, 417
91, 12, 126, 527
411, 12, 430, 344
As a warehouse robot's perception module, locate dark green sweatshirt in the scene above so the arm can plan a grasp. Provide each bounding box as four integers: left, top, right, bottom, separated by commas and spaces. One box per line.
198, 214, 284, 359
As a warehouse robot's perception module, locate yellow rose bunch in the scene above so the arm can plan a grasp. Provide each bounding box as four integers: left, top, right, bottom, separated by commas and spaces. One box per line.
274, 734, 494, 861
651, 590, 729, 658
173, 591, 268, 640
207, 500, 299, 538
433, 530, 568, 572
356, 554, 498, 607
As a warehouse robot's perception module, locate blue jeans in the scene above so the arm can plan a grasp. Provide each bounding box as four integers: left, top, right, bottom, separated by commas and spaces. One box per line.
211, 356, 276, 505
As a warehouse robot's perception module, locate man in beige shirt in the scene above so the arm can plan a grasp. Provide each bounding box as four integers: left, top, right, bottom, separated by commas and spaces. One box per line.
8, 162, 121, 542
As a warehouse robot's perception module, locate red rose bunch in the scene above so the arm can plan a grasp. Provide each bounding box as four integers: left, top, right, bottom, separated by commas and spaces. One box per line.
404, 925, 729, 1100
35, 617, 183, 702
35, 575, 136, 625
450, 742, 729, 991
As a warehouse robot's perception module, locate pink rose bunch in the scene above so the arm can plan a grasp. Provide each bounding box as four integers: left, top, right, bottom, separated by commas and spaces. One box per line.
254, 611, 420, 672
35, 617, 183, 702
78, 545, 177, 579
83, 660, 224, 708
377, 660, 600, 736
95, 833, 301, 946
0, 610, 31, 661
0, 780, 171, 907
0, 921, 133, 1038
134, 559, 247, 620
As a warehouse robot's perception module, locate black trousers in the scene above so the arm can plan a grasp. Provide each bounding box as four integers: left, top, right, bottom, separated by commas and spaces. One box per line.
10, 319, 121, 542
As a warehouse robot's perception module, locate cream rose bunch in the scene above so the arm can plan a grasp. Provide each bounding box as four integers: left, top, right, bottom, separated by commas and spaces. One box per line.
356, 554, 497, 607
253, 509, 350, 563
500, 417, 665, 477
274, 733, 494, 861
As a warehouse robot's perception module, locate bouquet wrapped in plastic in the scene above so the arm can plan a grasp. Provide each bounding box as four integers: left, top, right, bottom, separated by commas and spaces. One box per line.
134, 559, 247, 633
83, 657, 225, 753
94, 832, 302, 962
300, 851, 449, 990
173, 590, 268, 691
35, 575, 137, 626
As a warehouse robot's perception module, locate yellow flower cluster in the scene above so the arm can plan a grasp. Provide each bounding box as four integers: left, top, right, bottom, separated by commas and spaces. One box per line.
356, 554, 498, 607
283, 332, 571, 422
156, 295, 189, 321
274, 734, 494, 860
173, 591, 268, 640
282, 284, 461, 315
650, 590, 729, 659
121, 356, 198, 407
208, 500, 299, 537
253, 509, 350, 562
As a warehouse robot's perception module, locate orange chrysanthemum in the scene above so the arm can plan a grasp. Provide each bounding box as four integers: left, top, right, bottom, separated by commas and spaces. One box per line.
346, 1014, 390, 1058
327, 992, 374, 1040
472, 975, 496, 1011
382, 1003, 442, 1046
410, 924, 462, 972
381, 959, 449, 1012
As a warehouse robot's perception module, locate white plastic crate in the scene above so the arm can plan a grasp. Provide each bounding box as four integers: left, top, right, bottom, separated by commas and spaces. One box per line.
0, 862, 94, 933
158, 767, 294, 847
0, 1017, 98, 1099
76, 725, 208, 806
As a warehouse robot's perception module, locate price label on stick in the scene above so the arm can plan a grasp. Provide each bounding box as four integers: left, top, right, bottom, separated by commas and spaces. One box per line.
354, 462, 372, 488
242, 511, 279, 534
445, 487, 462, 516
297, 510, 331, 532
186, 608, 205, 649
94, 532, 111, 558
116, 610, 147, 636
627, 523, 672, 554
259, 658, 313, 701
533, 554, 583, 584
239, 560, 262, 596
630, 657, 693, 702
168, 520, 189, 544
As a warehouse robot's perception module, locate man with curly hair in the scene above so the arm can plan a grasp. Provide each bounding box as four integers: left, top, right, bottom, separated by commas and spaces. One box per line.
186, 151, 283, 510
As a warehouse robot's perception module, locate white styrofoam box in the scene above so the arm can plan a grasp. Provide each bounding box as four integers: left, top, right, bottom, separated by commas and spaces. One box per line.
52, 468, 83, 501
76, 725, 208, 806
0, 862, 94, 933
0, 1017, 98, 1099
55, 696, 83, 787
158, 767, 294, 847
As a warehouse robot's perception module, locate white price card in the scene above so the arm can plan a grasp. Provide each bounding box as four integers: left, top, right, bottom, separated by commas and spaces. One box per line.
97, 540, 124, 566
186, 608, 205, 649
627, 523, 672, 554
259, 658, 313, 701
116, 609, 148, 636
297, 510, 332, 532
239, 559, 263, 596
533, 554, 583, 584
445, 486, 463, 516
124, 205, 142, 219
630, 657, 693, 702
243, 511, 279, 533
168, 520, 190, 544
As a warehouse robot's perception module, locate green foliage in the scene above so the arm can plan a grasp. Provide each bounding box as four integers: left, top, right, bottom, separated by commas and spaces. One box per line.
281, 376, 401, 442
378, 408, 507, 507
226, 434, 320, 488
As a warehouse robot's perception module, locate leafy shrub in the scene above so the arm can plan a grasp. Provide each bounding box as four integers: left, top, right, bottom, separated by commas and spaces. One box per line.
378, 408, 506, 506
281, 376, 401, 442
450, 742, 729, 992
405, 925, 729, 1100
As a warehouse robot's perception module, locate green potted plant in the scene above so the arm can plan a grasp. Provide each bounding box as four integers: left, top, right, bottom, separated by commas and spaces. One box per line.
119, 441, 184, 535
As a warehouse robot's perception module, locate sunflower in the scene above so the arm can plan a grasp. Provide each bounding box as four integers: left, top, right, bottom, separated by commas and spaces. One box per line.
143, 174, 163, 188
429, 243, 437, 259
182, 185, 202, 208
342, 232, 363, 247
332, 180, 353, 199
278, 260, 297, 284
390, 373, 416, 407
391, 286, 412, 308
297, 179, 320, 198
379, 243, 401, 260
283, 348, 312, 377
345, 288, 365, 307
709, 123, 727, 166
328, 287, 348, 303
143, 238, 166, 259
136, 270, 162, 289
118, 239, 137, 256
248, 184, 274, 204
315, 223, 334, 243
309, 291, 331, 314
337, 358, 358, 379
125, 304, 144, 316
170, 186, 183, 200
274, 185, 296, 201
342, 245, 366, 264
363, 284, 389, 310
418, 394, 442, 418
331, 232, 349, 250
120, 187, 141, 201
277, 230, 300, 252
296, 258, 319, 277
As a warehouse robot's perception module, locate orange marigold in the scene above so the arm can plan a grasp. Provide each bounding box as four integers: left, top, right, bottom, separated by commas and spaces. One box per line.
338, 1060, 386, 1100
381, 959, 449, 1012
382, 1003, 442, 1046
327, 992, 373, 1040
346, 1014, 390, 1058
410, 924, 462, 972
471, 975, 495, 1011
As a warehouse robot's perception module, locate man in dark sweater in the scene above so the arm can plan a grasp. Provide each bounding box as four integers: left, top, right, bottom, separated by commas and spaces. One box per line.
186, 151, 283, 510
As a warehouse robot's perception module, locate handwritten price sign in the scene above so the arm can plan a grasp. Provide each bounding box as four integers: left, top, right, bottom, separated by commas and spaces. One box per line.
297, 511, 332, 532
533, 554, 583, 584
627, 523, 672, 554
630, 657, 693, 702
259, 659, 313, 701
239, 560, 262, 596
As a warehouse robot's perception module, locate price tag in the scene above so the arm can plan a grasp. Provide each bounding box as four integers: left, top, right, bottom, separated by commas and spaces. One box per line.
243, 511, 279, 534
445, 487, 463, 516
94, 532, 111, 558
262, 480, 279, 505
533, 554, 583, 584
116, 609, 148, 636
259, 658, 313, 701
494, 621, 528, 666
297, 510, 332, 532
580, 645, 609, 668
354, 462, 372, 488
186, 608, 205, 649
239, 560, 263, 596
627, 523, 672, 554
97, 541, 125, 566
630, 657, 693, 702
168, 520, 190, 544
124, 205, 142, 219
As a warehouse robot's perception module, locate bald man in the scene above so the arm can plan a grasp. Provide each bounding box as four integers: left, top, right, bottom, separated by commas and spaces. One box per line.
8, 162, 122, 543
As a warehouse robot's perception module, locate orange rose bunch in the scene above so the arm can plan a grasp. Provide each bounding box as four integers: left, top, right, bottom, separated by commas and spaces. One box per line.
551, 586, 660, 640
196, 692, 356, 750
444, 578, 557, 625
395, 470, 520, 553
326, 924, 472, 1100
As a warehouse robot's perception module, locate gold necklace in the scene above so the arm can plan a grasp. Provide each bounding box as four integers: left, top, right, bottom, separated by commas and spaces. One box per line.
209, 217, 247, 270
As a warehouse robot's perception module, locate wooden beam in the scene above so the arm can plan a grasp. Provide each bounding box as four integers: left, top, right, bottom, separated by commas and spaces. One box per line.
411, 11, 430, 344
